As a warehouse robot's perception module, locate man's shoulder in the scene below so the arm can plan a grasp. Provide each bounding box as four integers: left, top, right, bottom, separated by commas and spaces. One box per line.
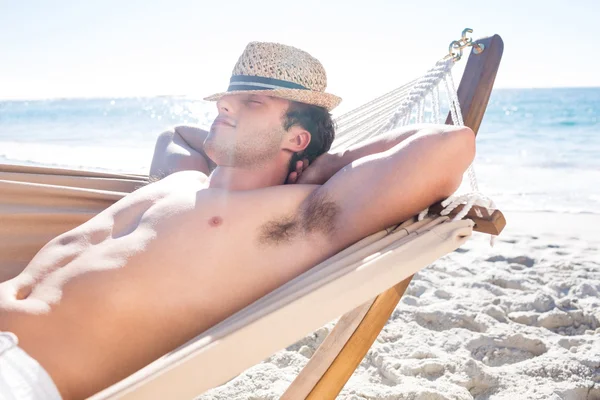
148, 169, 208, 187
170, 169, 209, 179
167, 169, 209, 181
222, 183, 321, 210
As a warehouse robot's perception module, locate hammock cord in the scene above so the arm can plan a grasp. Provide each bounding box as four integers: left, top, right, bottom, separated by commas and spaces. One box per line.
329, 54, 497, 238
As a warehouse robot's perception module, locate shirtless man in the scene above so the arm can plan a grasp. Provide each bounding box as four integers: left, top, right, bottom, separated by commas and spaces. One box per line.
0, 42, 474, 400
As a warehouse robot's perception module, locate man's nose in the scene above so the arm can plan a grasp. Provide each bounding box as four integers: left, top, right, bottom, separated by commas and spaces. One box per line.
217, 96, 234, 114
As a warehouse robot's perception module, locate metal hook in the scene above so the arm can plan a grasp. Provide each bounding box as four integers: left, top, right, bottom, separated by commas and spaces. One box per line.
445, 28, 485, 61
461, 28, 474, 45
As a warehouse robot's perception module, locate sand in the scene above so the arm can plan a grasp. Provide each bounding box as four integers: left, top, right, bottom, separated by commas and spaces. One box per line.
198, 211, 600, 400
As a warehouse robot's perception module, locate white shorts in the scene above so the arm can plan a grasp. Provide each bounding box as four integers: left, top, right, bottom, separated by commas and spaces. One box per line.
0, 331, 62, 400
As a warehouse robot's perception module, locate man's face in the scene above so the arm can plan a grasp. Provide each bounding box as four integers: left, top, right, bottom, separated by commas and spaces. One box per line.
204, 94, 290, 168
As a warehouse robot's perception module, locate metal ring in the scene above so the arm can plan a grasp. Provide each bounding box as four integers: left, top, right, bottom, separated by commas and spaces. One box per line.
448, 40, 463, 61
446, 28, 482, 61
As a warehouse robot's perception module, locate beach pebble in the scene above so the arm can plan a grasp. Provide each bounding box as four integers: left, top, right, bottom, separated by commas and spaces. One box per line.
406, 282, 428, 297
408, 348, 437, 360
548, 279, 578, 296
557, 338, 584, 349
556, 297, 575, 309
408, 360, 445, 377
486, 275, 531, 290
538, 309, 573, 330
470, 282, 507, 296
572, 282, 599, 297
508, 311, 539, 326
433, 289, 452, 299
507, 256, 535, 268
532, 292, 556, 313
401, 295, 418, 306
483, 305, 507, 322
298, 345, 312, 358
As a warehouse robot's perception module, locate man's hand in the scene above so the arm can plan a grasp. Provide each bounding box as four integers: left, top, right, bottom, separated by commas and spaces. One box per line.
286, 153, 342, 185
286, 158, 309, 184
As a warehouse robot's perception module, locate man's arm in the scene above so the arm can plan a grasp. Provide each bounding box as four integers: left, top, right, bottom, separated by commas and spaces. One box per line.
298, 123, 475, 249
295, 124, 427, 185
149, 125, 216, 180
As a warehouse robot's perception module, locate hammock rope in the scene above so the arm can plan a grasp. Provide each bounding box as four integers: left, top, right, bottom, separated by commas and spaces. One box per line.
330, 50, 497, 237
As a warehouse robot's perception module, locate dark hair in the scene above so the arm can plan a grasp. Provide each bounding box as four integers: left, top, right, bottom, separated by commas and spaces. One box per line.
283, 101, 336, 173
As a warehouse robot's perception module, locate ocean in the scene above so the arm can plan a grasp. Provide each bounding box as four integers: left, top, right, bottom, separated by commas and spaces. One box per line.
1, 88, 599, 215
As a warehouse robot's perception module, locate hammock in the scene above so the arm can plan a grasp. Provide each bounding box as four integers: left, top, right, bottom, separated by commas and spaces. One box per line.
0, 32, 498, 282
0, 29, 505, 399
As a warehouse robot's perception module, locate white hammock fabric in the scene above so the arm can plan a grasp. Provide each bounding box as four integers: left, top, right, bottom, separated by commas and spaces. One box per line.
330, 57, 496, 230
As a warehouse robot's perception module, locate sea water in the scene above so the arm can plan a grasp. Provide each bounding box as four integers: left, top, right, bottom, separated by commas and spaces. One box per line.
1, 88, 599, 214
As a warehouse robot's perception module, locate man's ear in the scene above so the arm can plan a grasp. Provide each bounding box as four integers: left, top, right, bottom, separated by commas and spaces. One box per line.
283, 126, 311, 153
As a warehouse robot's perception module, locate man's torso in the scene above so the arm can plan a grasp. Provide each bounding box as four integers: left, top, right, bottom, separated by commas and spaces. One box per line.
0, 170, 339, 399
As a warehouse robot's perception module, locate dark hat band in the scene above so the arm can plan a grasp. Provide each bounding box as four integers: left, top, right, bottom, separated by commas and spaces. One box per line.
227, 75, 308, 92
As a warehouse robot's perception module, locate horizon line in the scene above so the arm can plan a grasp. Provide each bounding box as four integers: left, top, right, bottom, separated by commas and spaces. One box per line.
1, 85, 600, 102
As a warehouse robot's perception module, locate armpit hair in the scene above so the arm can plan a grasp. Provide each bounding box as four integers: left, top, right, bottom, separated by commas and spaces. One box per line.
258, 215, 300, 245
258, 190, 339, 246
299, 190, 339, 236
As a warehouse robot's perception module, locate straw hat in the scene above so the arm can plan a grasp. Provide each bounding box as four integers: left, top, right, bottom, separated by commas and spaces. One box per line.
204, 42, 342, 111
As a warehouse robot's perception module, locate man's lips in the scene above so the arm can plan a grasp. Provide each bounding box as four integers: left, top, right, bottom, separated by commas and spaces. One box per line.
212, 117, 235, 128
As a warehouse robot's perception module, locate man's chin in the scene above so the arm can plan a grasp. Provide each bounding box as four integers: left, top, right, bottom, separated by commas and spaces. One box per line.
203, 145, 237, 167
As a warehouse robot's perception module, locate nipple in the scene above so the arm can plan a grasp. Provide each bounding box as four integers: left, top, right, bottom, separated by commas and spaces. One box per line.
209, 216, 223, 227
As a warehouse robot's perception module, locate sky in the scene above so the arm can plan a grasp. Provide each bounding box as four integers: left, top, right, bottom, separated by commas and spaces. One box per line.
1, 0, 599, 113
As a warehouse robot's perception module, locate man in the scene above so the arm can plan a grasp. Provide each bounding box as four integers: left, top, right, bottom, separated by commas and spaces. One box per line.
0, 42, 474, 400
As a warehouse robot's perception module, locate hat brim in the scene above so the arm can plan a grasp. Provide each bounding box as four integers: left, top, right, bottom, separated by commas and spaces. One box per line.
203, 89, 342, 112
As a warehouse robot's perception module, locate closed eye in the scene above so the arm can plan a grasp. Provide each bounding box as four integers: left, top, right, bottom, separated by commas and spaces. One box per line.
245, 95, 264, 105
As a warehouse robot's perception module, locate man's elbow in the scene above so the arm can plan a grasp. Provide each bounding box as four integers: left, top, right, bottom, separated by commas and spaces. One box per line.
451, 126, 476, 166
153, 129, 177, 153
443, 126, 476, 193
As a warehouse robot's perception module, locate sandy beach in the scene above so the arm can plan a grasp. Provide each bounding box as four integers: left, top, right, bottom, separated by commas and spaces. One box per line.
1, 2, 599, 399
199, 210, 600, 399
